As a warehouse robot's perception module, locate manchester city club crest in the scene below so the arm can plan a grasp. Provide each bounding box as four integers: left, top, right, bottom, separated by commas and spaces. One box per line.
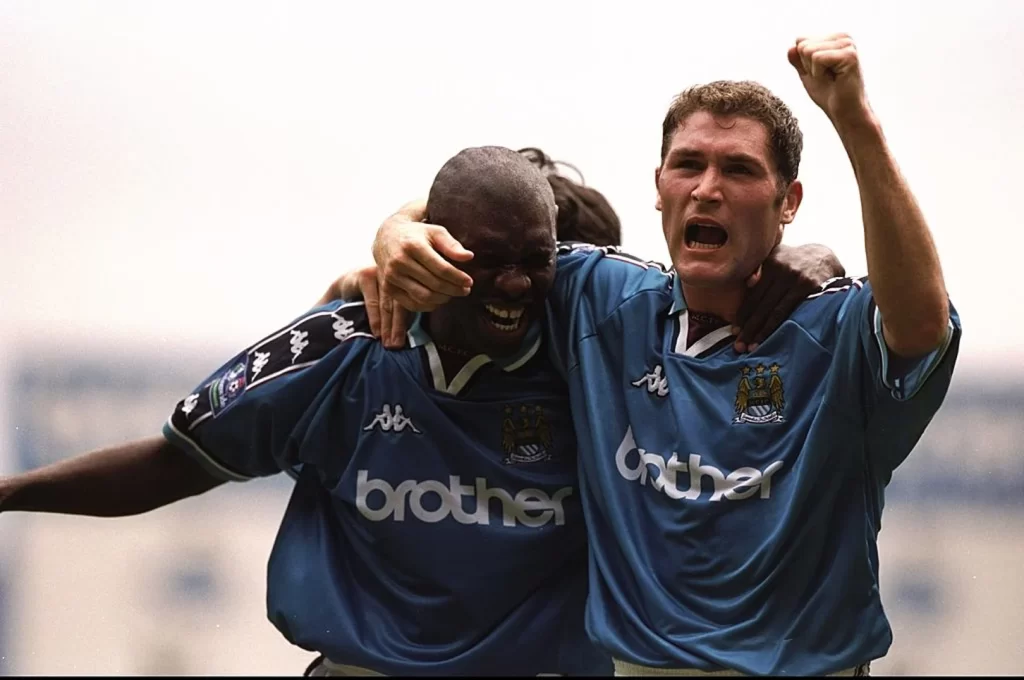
733, 363, 786, 424
501, 404, 554, 464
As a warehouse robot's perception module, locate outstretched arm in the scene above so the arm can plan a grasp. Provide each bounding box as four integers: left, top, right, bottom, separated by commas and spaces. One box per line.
0, 436, 224, 517
790, 34, 949, 357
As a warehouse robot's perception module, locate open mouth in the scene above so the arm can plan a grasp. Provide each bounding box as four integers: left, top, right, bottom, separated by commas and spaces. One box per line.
483, 304, 525, 333
685, 223, 728, 250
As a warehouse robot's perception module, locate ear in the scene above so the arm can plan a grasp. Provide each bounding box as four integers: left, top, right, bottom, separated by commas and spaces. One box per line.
780, 179, 803, 225
654, 166, 663, 212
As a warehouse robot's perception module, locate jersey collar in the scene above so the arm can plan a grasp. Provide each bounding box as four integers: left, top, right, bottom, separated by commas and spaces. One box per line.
405, 313, 542, 395
667, 272, 687, 316
666, 271, 736, 357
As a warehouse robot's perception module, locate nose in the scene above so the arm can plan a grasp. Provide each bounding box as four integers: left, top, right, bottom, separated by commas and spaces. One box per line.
691, 166, 723, 205
494, 267, 532, 299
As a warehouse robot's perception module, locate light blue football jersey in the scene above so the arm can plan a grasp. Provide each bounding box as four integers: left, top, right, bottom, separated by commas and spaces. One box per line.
545, 243, 961, 675
163, 300, 610, 676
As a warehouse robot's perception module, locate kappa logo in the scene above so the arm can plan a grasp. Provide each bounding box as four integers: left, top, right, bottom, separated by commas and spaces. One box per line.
632, 364, 669, 397
251, 350, 271, 378
181, 393, 199, 416
332, 313, 356, 341
733, 363, 786, 424
289, 329, 309, 364
364, 404, 421, 434
501, 404, 554, 464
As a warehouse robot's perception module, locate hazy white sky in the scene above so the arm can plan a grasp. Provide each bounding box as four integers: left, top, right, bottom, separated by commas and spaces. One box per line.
1, 0, 1020, 377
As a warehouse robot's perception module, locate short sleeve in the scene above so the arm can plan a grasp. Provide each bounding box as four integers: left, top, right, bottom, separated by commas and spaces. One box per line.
825, 279, 962, 478
545, 243, 673, 375
162, 301, 374, 481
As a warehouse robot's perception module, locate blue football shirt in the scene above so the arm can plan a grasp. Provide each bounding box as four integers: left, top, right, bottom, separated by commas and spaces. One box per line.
545, 243, 961, 675
163, 300, 609, 676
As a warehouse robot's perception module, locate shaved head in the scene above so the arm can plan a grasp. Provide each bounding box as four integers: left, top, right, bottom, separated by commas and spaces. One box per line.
427, 146, 557, 241
423, 146, 559, 358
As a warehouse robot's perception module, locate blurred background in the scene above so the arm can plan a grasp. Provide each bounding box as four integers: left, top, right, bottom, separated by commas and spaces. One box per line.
1, 0, 1021, 674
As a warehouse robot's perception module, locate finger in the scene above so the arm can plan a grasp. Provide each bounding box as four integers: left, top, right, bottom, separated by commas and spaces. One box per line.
361, 274, 382, 337
795, 35, 853, 49
736, 278, 790, 347
400, 231, 474, 290
736, 268, 772, 328
809, 49, 853, 79
394, 275, 452, 310
430, 227, 475, 264
745, 264, 763, 289
795, 40, 815, 75
389, 304, 410, 349
393, 255, 470, 299
379, 288, 394, 347
795, 40, 851, 77
787, 46, 807, 76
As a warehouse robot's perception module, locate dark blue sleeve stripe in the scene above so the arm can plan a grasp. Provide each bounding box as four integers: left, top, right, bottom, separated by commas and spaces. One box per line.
169, 301, 372, 434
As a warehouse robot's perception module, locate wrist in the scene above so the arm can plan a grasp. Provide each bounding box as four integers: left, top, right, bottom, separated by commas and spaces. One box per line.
831, 103, 883, 144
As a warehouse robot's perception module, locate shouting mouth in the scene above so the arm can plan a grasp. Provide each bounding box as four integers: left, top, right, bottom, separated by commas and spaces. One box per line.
685, 222, 728, 250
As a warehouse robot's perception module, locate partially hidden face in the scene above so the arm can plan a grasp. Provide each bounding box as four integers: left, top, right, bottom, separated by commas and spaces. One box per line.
437, 207, 556, 357
656, 110, 801, 289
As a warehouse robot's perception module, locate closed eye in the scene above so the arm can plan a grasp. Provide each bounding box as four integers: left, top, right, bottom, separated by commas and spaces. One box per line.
527, 252, 555, 268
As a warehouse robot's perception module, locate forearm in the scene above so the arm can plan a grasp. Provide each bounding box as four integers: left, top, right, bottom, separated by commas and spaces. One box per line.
0, 436, 225, 517
836, 113, 949, 356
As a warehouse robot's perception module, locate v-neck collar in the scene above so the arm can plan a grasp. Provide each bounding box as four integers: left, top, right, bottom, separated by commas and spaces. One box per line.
405, 313, 542, 396
667, 273, 736, 357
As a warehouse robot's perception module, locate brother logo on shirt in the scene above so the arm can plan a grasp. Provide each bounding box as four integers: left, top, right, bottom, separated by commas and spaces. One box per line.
615, 427, 783, 501
356, 471, 573, 527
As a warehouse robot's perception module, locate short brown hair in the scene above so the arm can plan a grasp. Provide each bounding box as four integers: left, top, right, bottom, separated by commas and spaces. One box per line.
660, 80, 803, 190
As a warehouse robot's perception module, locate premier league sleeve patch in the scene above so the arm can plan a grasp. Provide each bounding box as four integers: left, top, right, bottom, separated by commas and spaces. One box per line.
208, 354, 249, 417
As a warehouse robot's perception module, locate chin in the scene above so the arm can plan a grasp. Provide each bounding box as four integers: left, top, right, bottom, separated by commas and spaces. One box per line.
674, 261, 738, 289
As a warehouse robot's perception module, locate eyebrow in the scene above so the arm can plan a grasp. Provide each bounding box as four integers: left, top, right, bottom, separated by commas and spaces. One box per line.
668, 148, 766, 167
473, 237, 553, 255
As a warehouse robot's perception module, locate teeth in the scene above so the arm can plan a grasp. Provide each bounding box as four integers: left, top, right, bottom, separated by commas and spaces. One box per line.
488, 319, 521, 332
484, 304, 525, 332
687, 241, 724, 250
485, 304, 524, 319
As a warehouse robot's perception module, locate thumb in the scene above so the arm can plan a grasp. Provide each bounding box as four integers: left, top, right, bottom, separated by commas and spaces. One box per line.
787, 46, 807, 76
745, 264, 763, 288
430, 227, 474, 263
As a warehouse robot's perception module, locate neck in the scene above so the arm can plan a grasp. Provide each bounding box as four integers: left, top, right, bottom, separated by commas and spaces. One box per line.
426, 313, 477, 356
679, 282, 744, 324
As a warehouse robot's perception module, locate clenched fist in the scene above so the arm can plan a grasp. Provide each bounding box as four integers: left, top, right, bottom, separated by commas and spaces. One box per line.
788, 33, 872, 128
